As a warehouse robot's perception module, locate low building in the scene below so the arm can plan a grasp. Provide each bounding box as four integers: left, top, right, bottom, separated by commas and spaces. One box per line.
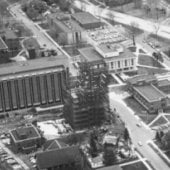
131, 84, 167, 113
36, 143, 82, 170
79, 44, 137, 73
72, 12, 102, 30
157, 79, 170, 93
10, 125, 42, 153
48, 12, 86, 45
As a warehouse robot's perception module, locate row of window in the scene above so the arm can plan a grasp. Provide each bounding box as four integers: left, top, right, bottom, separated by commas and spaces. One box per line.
0, 72, 63, 112
110, 59, 134, 69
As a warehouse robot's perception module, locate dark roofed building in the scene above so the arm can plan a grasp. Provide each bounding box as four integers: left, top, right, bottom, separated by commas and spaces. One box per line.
36, 145, 82, 170
10, 125, 42, 153
72, 12, 102, 29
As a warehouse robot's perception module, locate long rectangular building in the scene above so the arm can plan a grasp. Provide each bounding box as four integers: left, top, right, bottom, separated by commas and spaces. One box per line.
0, 55, 69, 113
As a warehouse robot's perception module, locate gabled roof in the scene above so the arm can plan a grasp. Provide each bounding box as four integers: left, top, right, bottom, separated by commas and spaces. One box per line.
0, 37, 8, 50
36, 145, 81, 169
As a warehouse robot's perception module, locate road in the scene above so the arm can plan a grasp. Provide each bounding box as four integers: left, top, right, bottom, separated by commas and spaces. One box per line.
8, 4, 62, 54
8, 3, 79, 76
74, 0, 170, 40
109, 92, 170, 170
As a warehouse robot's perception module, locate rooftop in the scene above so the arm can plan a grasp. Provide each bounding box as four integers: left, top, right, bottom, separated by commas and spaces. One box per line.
79, 45, 135, 63
10, 126, 41, 142
157, 79, 170, 87
0, 37, 8, 50
36, 145, 81, 169
134, 85, 166, 102
72, 12, 100, 25
0, 54, 68, 79
127, 74, 157, 85
79, 46, 103, 62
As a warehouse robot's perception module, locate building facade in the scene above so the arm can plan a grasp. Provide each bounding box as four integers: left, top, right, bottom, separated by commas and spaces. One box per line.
0, 56, 69, 114
48, 13, 86, 45
10, 125, 42, 153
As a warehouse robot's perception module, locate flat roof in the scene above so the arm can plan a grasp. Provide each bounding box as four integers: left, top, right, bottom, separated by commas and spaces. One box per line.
72, 12, 100, 25
97, 44, 123, 54
10, 126, 41, 142
79, 46, 135, 63
0, 37, 8, 50
0, 54, 68, 78
134, 85, 166, 102
79, 47, 103, 62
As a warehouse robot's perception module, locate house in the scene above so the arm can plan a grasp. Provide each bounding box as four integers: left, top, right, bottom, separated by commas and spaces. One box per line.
47, 12, 86, 45
36, 144, 83, 170
72, 12, 102, 30
79, 43, 137, 73
9, 125, 42, 153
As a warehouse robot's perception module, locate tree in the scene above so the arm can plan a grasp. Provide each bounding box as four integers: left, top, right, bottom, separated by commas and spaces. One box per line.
153, 23, 160, 43
89, 131, 98, 157
103, 144, 117, 166
124, 128, 130, 141
155, 131, 161, 142
129, 22, 139, 46
107, 12, 115, 25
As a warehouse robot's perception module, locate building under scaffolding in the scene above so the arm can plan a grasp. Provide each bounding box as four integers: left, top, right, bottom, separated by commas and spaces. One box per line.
64, 60, 110, 129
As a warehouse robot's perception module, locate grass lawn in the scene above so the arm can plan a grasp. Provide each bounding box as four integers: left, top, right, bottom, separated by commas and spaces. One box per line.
165, 150, 170, 159
137, 66, 168, 75
122, 161, 148, 170
164, 115, 170, 122
124, 96, 156, 124
128, 46, 136, 53
38, 22, 50, 30
138, 54, 164, 68
108, 74, 118, 85
139, 49, 146, 54
150, 116, 168, 128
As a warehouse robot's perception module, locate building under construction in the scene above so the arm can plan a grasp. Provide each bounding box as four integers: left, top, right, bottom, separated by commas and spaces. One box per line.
64, 59, 110, 129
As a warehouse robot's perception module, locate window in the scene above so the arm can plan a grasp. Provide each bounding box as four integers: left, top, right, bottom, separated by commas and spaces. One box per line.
125, 60, 127, 67
118, 61, 120, 68
131, 59, 134, 65
111, 62, 113, 68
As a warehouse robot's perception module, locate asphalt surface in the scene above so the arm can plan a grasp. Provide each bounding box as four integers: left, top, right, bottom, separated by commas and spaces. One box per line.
109, 92, 170, 170
8, 4, 62, 54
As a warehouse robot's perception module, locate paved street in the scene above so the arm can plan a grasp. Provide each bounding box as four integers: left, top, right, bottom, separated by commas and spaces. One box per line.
8, 4, 62, 54
109, 92, 170, 170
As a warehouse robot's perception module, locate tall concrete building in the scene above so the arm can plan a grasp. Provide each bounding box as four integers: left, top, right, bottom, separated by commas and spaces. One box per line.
0, 55, 69, 114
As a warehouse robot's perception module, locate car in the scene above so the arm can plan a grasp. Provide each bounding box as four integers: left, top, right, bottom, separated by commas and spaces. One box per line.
138, 141, 143, 146
136, 123, 142, 127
